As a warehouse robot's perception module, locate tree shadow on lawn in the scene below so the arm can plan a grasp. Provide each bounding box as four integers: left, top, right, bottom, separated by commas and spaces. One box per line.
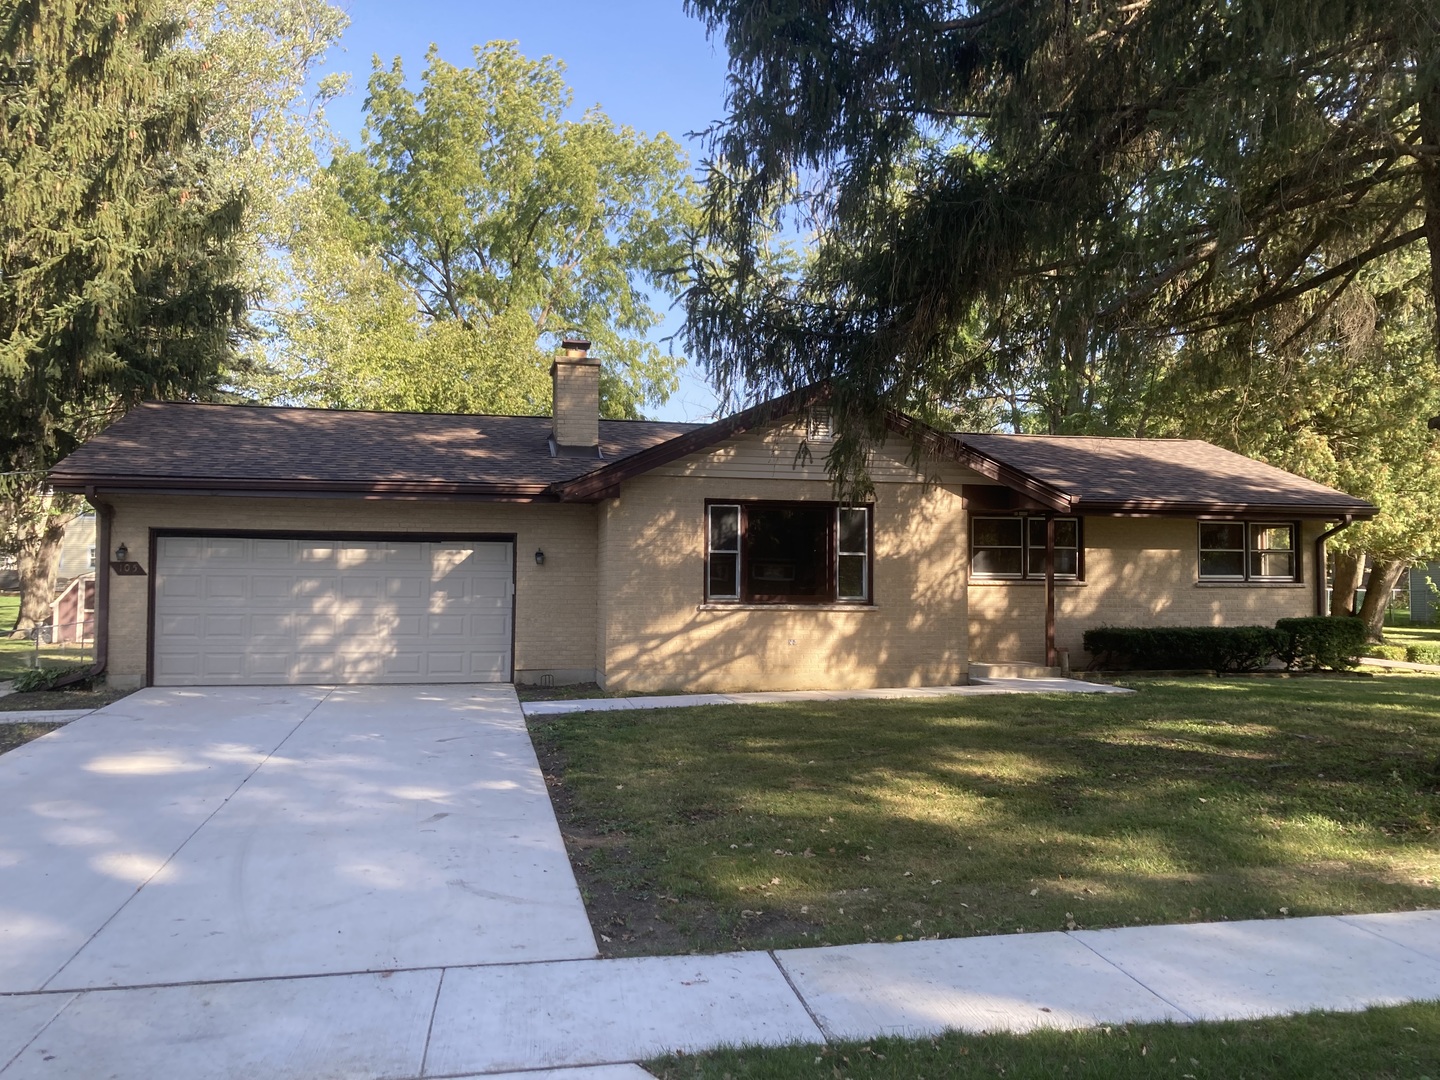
530, 677, 1440, 957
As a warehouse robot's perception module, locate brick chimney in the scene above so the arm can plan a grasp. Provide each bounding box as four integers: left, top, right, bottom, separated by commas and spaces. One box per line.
551, 334, 600, 452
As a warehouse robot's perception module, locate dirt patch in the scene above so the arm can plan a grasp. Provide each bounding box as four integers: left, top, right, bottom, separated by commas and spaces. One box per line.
515, 681, 607, 702
0, 722, 65, 756
0, 686, 134, 713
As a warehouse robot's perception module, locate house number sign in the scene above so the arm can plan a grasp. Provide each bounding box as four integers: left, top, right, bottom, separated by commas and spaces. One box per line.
110, 561, 147, 576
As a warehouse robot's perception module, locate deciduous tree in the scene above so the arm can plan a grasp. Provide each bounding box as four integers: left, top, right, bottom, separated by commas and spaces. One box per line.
267, 42, 696, 419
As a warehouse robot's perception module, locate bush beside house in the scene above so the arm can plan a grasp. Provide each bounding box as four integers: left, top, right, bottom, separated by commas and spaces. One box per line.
1085, 617, 1366, 672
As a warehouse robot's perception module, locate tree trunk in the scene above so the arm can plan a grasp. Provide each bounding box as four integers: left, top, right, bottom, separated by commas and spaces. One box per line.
1357, 558, 1407, 642
4, 482, 72, 638
1329, 550, 1363, 616
10, 518, 65, 637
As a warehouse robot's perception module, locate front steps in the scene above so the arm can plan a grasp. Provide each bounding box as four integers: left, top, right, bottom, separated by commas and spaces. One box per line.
970, 661, 1064, 680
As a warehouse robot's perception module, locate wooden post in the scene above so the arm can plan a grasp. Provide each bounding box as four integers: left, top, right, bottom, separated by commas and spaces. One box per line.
1045, 514, 1057, 668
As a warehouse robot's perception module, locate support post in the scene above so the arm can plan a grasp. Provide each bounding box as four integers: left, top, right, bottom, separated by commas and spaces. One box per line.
1045, 514, 1057, 668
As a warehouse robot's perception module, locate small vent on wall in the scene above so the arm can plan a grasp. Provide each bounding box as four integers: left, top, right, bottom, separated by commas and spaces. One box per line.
806, 407, 833, 441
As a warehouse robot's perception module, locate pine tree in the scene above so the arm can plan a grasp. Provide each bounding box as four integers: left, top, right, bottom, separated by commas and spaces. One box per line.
683, 0, 1439, 489
0, 0, 246, 633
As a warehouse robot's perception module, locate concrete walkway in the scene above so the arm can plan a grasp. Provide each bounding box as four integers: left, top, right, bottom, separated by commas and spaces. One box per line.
3, 910, 1439, 1078
522, 675, 1131, 716
1364, 656, 1440, 674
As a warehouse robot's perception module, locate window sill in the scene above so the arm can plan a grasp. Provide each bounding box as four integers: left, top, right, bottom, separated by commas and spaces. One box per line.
697, 602, 877, 612
970, 578, 1086, 587
1194, 580, 1305, 588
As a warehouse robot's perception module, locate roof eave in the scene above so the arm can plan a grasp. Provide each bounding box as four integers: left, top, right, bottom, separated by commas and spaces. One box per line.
1075, 498, 1378, 519
49, 475, 559, 501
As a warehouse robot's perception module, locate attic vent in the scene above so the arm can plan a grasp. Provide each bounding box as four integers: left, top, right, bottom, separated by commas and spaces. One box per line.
806, 408, 833, 441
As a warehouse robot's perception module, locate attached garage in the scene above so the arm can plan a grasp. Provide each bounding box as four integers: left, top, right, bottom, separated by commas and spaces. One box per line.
151, 535, 515, 686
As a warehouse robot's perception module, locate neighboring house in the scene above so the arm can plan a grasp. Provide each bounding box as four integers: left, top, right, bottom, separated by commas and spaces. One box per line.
48, 341, 1376, 692
1411, 563, 1440, 624
56, 512, 97, 582
49, 574, 96, 643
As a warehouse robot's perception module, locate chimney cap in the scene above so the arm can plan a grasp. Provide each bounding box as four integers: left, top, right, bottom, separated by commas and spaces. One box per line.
559, 332, 592, 357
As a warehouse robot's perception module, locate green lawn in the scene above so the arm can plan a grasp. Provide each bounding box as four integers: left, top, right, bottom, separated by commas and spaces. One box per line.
1383, 621, 1440, 650
531, 677, 1440, 956
0, 594, 94, 680
648, 1001, 1440, 1080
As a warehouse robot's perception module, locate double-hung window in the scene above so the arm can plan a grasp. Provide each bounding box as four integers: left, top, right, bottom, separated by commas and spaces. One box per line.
1198, 522, 1298, 582
705, 502, 872, 604
971, 516, 1082, 580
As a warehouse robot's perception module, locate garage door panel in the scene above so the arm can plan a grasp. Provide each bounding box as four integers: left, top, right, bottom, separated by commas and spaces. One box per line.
202, 654, 245, 677
204, 539, 249, 560
470, 651, 509, 679
154, 539, 512, 686
203, 614, 247, 638
423, 652, 467, 677
205, 576, 248, 600
158, 613, 201, 637
160, 574, 202, 600
247, 652, 292, 677
384, 576, 424, 600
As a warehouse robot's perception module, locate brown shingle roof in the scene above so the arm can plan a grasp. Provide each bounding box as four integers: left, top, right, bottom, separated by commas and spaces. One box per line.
957, 434, 1374, 517
49, 399, 1376, 518
49, 402, 701, 496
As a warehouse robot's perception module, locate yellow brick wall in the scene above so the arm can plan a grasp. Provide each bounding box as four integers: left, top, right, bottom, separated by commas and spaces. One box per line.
597, 472, 969, 693
102, 496, 599, 687
968, 516, 1323, 665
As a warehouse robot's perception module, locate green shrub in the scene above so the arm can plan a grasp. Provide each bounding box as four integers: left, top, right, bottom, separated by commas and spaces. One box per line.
1406, 644, 1440, 666
1276, 616, 1365, 671
1083, 626, 1285, 671
1364, 644, 1408, 661
8, 664, 92, 693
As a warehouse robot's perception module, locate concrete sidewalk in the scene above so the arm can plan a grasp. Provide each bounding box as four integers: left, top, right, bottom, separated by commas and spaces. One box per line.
4, 909, 1438, 1078
522, 676, 1132, 717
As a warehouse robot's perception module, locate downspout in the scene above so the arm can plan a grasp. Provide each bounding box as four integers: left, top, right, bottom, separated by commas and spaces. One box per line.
1313, 515, 1355, 617
50, 494, 111, 688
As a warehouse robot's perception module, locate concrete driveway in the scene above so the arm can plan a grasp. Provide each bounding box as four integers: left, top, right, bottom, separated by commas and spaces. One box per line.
0, 685, 596, 995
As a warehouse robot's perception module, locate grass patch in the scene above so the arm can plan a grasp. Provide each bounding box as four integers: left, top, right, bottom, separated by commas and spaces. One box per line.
1384, 621, 1440, 649
0, 722, 65, 756
0, 595, 92, 681
531, 677, 1440, 956
647, 1001, 1440, 1080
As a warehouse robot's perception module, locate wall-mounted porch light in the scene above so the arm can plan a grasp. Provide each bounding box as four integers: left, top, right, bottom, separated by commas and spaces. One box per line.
534, 549, 545, 566
114, 542, 128, 562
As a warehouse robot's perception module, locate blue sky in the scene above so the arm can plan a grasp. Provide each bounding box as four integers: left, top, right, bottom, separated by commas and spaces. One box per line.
313, 0, 733, 422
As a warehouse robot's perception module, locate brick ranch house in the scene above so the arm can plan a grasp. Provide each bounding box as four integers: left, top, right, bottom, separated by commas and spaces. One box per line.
49, 342, 1375, 692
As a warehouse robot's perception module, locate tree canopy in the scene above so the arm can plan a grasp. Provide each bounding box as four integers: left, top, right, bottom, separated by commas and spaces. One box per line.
265, 42, 696, 418
683, 0, 1440, 485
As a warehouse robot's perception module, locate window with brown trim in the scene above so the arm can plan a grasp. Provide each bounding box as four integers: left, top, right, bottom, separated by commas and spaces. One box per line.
1198, 521, 1298, 582
971, 516, 1082, 580
704, 502, 872, 604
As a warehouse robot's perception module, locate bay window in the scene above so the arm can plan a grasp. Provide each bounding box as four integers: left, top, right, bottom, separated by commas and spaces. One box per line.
704, 502, 872, 604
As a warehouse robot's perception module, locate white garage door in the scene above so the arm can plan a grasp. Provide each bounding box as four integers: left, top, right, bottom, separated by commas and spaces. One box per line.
153, 537, 514, 686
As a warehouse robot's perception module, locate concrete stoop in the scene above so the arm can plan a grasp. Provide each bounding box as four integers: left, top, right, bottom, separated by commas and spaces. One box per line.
970, 661, 1064, 680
